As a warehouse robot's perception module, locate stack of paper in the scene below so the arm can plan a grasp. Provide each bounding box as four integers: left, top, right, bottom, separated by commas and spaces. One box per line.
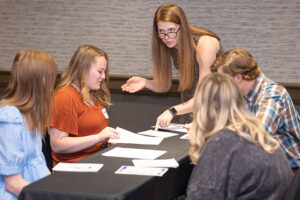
109, 127, 164, 145
52, 163, 103, 172
137, 130, 178, 138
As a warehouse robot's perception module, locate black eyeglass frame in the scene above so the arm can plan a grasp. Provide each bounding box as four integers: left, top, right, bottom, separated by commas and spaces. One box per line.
156, 27, 181, 39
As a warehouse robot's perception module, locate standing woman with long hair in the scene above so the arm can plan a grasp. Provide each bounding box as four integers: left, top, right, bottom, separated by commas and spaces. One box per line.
122, 3, 223, 125
49, 44, 119, 166
187, 73, 292, 199
0, 50, 57, 199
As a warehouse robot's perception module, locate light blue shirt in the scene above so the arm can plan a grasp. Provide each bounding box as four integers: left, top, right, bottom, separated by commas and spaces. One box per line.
0, 105, 49, 200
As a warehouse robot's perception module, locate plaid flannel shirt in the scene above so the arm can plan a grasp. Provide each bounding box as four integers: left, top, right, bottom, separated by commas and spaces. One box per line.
245, 73, 300, 168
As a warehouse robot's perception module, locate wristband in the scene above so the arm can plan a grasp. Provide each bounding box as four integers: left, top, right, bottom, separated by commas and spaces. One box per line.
168, 107, 177, 116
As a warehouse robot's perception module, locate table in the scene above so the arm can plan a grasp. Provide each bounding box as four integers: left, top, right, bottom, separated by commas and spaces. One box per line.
19, 131, 194, 200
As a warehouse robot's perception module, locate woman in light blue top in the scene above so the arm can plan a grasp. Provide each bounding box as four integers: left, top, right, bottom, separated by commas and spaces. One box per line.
0, 50, 57, 199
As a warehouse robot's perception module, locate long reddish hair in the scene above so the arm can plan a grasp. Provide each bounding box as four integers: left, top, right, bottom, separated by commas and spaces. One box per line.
152, 3, 220, 91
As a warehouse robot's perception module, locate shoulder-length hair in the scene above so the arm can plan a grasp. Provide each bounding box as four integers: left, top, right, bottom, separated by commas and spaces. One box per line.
56, 44, 111, 106
0, 50, 57, 137
189, 73, 279, 164
152, 3, 221, 91
211, 48, 260, 80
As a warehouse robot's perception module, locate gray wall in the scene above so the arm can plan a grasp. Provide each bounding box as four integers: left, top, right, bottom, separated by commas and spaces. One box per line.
0, 0, 299, 83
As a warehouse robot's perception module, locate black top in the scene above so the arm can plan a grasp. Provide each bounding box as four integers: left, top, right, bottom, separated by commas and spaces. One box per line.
171, 34, 224, 124
186, 129, 293, 200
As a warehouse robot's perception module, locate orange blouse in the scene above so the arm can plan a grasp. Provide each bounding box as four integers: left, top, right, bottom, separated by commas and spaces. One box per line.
50, 86, 109, 166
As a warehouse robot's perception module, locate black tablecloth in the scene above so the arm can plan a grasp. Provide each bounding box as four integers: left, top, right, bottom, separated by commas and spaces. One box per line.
19, 132, 194, 200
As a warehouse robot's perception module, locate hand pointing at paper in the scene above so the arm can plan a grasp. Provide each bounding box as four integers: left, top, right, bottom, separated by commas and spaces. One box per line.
155, 109, 174, 129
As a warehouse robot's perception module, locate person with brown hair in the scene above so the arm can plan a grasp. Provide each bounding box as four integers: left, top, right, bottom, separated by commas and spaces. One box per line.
187, 73, 292, 200
0, 50, 57, 199
49, 44, 119, 166
211, 47, 300, 170
121, 3, 223, 126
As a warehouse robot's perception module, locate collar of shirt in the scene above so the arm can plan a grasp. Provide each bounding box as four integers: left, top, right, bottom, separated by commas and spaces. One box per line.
245, 72, 265, 102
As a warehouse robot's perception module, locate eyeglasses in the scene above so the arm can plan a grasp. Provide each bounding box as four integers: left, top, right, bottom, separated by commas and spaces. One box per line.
157, 27, 181, 39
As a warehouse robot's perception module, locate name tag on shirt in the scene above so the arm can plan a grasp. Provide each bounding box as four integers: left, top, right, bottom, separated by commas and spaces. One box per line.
102, 108, 109, 119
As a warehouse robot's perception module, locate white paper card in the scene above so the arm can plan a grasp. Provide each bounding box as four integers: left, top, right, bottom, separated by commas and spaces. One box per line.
132, 158, 179, 168
180, 134, 189, 140
152, 123, 188, 133
115, 165, 168, 177
109, 127, 163, 145
52, 163, 103, 172
137, 130, 178, 138
102, 108, 109, 119
102, 147, 166, 159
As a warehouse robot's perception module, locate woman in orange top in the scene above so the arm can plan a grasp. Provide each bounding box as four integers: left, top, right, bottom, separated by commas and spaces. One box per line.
49, 44, 119, 166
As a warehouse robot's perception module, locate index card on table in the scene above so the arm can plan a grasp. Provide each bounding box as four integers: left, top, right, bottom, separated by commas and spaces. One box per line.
115, 165, 168, 177
102, 147, 166, 159
53, 163, 103, 172
132, 158, 179, 168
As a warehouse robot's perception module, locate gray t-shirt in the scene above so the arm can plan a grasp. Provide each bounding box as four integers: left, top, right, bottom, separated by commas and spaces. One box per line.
186, 129, 293, 200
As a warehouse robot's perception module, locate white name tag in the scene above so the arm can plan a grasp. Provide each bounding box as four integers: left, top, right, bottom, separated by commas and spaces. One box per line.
102, 108, 109, 119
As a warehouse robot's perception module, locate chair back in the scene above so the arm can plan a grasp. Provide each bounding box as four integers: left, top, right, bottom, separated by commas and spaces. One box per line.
283, 169, 300, 200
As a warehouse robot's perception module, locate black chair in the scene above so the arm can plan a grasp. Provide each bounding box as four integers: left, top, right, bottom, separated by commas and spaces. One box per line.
42, 131, 53, 172
283, 169, 300, 200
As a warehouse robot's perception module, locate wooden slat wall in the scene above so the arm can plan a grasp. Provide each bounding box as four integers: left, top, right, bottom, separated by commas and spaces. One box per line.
1, 70, 300, 103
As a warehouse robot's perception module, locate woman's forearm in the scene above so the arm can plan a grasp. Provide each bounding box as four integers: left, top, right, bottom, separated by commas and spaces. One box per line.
50, 134, 101, 154
5, 174, 29, 196
49, 127, 106, 154
145, 79, 171, 93
173, 98, 194, 116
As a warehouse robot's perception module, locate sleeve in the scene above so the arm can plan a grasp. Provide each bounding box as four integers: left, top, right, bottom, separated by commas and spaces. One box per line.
255, 90, 284, 136
50, 90, 79, 136
0, 121, 25, 175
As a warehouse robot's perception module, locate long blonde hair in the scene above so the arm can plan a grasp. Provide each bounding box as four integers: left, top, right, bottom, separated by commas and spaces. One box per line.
211, 48, 260, 80
189, 73, 279, 164
56, 44, 111, 106
152, 3, 220, 91
0, 50, 57, 137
